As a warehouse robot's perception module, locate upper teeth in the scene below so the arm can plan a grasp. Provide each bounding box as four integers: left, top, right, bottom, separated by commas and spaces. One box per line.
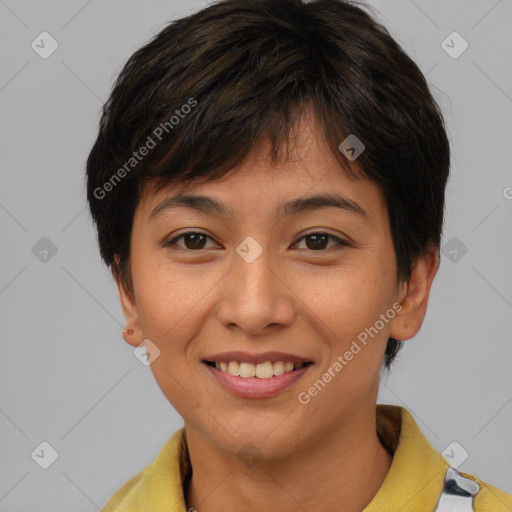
213, 361, 306, 378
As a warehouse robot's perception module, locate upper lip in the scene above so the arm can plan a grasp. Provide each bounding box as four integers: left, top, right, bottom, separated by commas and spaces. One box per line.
203, 351, 313, 365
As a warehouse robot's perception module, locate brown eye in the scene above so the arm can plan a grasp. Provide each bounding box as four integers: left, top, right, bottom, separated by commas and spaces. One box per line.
294, 232, 347, 251
166, 232, 216, 250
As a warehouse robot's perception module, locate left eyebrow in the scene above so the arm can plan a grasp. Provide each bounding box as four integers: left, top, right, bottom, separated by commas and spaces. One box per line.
147, 192, 368, 222
280, 193, 368, 218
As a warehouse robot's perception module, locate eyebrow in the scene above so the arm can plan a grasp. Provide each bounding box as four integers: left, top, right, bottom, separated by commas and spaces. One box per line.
148, 192, 368, 222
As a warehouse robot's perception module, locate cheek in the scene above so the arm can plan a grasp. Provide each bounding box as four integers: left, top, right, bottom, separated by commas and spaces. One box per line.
315, 261, 395, 332
297, 268, 394, 418
301, 253, 396, 368
131, 258, 210, 352
131, 260, 212, 413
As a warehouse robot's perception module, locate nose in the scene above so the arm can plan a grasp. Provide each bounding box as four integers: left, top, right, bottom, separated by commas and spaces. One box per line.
216, 243, 296, 336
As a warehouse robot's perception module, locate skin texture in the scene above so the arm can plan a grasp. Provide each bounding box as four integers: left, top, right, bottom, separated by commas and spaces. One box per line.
115, 118, 439, 512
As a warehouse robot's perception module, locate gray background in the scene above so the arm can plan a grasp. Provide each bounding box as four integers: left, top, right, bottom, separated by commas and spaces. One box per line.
1, 0, 511, 510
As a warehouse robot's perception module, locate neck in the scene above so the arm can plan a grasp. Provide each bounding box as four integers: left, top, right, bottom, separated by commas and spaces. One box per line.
184, 405, 393, 512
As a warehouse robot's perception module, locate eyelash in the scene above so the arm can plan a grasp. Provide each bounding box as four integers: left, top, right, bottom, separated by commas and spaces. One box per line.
164, 231, 348, 252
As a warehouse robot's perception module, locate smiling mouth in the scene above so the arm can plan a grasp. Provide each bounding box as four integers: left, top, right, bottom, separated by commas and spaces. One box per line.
202, 360, 313, 378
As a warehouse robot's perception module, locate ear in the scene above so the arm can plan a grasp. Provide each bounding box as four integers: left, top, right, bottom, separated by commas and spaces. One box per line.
389, 248, 439, 341
112, 254, 142, 347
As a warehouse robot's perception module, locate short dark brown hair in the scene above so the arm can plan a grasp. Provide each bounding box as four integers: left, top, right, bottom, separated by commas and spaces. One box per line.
86, 0, 450, 370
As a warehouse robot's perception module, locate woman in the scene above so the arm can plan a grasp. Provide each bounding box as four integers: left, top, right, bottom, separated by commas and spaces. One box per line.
86, 0, 512, 510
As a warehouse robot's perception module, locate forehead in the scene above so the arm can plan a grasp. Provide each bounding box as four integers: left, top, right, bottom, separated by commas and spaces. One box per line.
134, 121, 385, 226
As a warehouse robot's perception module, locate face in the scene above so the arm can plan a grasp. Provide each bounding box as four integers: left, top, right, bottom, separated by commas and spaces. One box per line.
116, 120, 436, 460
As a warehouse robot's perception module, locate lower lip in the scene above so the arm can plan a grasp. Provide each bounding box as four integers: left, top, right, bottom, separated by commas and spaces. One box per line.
204, 363, 311, 399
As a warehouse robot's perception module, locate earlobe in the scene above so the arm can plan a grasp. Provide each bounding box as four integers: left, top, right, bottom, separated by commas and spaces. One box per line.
389, 249, 439, 341
112, 254, 142, 347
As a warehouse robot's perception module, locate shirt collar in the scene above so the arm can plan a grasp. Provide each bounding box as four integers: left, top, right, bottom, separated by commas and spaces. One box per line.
364, 404, 450, 511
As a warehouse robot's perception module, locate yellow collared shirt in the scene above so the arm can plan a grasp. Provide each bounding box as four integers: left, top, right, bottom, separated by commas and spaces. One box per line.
102, 404, 512, 511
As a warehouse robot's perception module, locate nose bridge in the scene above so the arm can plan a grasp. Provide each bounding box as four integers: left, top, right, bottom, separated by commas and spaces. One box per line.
237, 242, 275, 298
217, 235, 294, 333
